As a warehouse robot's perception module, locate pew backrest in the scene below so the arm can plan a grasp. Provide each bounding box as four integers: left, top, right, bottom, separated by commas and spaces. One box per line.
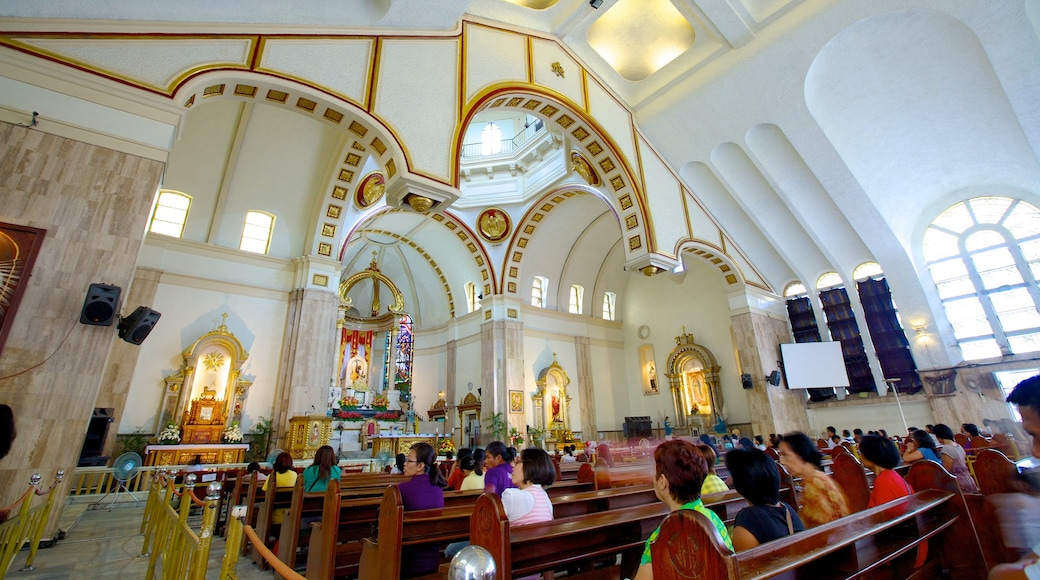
830, 452, 870, 513
973, 448, 1024, 495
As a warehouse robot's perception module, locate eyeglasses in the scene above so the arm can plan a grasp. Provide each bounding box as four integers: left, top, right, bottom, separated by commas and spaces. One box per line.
404, 458, 421, 464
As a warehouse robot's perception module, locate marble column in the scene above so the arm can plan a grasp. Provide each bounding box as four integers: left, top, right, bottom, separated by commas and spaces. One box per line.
271, 285, 340, 449
480, 318, 524, 443
96, 266, 163, 460
573, 336, 597, 439
0, 124, 165, 537
445, 339, 458, 441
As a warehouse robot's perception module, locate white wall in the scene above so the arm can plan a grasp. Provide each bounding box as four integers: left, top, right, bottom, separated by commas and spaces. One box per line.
806, 398, 934, 440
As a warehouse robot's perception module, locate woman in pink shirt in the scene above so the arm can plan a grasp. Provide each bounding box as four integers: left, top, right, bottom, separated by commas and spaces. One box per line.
502, 448, 555, 525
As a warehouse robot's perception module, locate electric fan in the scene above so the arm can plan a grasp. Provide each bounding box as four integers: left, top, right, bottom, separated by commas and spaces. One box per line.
94, 451, 142, 509
266, 448, 286, 466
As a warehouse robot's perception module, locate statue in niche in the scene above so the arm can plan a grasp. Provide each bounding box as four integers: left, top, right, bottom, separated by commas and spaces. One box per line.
648, 362, 658, 393
551, 390, 561, 423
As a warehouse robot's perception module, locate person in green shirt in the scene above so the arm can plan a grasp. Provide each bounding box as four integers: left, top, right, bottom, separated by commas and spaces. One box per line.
634, 440, 733, 580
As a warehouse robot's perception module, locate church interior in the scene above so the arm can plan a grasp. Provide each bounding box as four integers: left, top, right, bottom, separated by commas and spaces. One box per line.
1, 0, 1040, 542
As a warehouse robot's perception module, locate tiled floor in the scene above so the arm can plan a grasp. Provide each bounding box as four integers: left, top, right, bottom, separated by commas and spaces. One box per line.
9, 498, 275, 579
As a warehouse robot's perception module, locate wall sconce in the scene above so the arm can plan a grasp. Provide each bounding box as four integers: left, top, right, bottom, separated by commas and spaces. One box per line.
911, 322, 929, 342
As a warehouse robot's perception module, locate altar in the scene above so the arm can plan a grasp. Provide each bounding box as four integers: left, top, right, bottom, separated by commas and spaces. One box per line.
370, 434, 438, 458
144, 444, 248, 466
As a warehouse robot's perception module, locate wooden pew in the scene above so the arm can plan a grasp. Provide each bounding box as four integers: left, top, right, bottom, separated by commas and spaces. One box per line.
305, 480, 384, 580
253, 482, 297, 567
651, 460, 986, 580
830, 451, 871, 513
973, 448, 1026, 495
583, 458, 656, 490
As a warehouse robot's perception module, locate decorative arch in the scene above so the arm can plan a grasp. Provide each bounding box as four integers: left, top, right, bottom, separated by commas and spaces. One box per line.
664, 327, 721, 432
337, 253, 405, 326
456, 85, 655, 262
674, 240, 746, 287
500, 185, 617, 294
533, 353, 572, 441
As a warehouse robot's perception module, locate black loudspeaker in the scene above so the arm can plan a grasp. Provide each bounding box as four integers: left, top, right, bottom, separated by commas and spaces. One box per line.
80, 283, 121, 326
118, 306, 161, 345
741, 373, 754, 389
768, 370, 782, 386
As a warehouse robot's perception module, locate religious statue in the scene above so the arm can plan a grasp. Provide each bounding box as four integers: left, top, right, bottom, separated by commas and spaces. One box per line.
648, 362, 658, 392
551, 390, 561, 423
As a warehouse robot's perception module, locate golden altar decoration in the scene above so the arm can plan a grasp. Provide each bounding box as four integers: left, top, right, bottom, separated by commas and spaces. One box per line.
157, 313, 253, 439
370, 435, 438, 458
286, 415, 333, 460
533, 353, 571, 442
428, 394, 447, 421
144, 443, 247, 466
664, 327, 722, 431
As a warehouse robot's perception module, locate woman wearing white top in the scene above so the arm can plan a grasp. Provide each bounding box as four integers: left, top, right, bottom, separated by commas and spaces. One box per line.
501, 447, 555, 525
458, 455, 486, 491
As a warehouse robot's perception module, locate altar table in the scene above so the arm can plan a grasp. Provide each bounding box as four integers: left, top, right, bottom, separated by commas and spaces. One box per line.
370, 435, 438, 457
144, 443, 248, 466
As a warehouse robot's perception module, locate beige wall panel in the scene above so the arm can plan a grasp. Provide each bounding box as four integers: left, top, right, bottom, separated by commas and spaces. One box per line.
259, 39, 374, 106
685, 195, 720, 246
639, 137, 684, 256
162, 100, 242, 243
464, 26, 528, 104
19, 38, 252, 90
531, 39, 584, 108
375, 39, 459, 181
586, 81, 637, 177
412, 340, 447, 422
216, 103, 341, 259
0, 123, 164, 535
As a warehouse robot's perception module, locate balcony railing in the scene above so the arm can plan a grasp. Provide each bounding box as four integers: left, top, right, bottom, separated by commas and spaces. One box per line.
461, 119, 545, 158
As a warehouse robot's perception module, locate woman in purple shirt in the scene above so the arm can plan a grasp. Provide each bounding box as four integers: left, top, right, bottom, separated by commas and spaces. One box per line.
482, 441, 516, 495
398, 442, 445, 577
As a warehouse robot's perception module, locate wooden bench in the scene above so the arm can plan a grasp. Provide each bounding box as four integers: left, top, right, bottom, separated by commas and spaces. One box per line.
650, 461, 986, 579
471, 492, 669, 580
582, 458, 656, 490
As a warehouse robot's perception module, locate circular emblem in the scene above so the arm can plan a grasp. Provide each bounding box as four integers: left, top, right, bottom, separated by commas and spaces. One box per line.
355, 172, 385, 209
477, 207, 511, 243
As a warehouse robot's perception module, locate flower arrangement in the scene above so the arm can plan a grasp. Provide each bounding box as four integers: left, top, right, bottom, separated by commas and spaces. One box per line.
222, 422, 243, 443
509, 427, 525, 448
371, 395, 389, 410
374, 411, 403, 421
339, 396, 359, 409
338, 411, 364, 421
438, 437, 456, 455
561, 429, 575, 443
158, 423, 181, 445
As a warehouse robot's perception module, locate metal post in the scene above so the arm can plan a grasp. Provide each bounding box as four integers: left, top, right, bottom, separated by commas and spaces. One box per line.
885, 378, 909, 434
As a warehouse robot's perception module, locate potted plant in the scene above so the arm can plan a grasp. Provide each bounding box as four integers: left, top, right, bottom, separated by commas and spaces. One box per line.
509, 427, 525, 448
371, 394, 389, 411
157, 423, 181, 445
484, 413, 507, 443
247, 416, 273, 462
339, 396, 359, 411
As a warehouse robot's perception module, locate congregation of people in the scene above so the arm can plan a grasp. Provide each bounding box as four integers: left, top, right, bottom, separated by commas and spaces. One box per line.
207, 373, 1040, 578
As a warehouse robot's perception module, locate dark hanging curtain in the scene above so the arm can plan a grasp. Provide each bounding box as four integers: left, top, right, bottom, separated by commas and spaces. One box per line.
857, 278, 922, 394
785, 297, 833, 402
819, 287, 876, 394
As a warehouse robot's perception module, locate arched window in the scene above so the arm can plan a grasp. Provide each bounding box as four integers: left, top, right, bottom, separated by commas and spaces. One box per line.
602, 291, 616, 321
149, 190, 191, 237
853, 261, 884, 281
783, 282, 807, 297
481, 123, 502, 155
923, 197, 1040, 360
816, 272, 843, 290
240, 211, 275, 254
465, 281, 481, 313
531, 276, 548, 308
569, 285, 584, 314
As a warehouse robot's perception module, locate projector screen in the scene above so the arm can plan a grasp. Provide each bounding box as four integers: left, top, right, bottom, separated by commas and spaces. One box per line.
779, 342, 850, 389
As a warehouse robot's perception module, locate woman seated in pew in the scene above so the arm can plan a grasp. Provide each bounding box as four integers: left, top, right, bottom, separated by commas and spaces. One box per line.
483, 441, 516, 495
398, 442, 446, 578
859, 435, 914, 507
445, 447, 472, 490
693, 443, 729, 494
502, 448, 555, 524
901, 429, 940, 465
458, 454, 486, 491
262, 452, 298, 542
778, 432, 850, 528
243, 461, 267, 484
725, 448, 803, 551
933, 423, 980, 493
390, 453, 406, 474
634, 440, 733, 580
303, 445, 340, 492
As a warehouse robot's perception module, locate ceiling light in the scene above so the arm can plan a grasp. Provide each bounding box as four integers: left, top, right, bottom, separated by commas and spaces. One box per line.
590, 0, 603, 8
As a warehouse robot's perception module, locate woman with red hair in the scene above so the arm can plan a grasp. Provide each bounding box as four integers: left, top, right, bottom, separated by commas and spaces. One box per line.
634, 440, 733, 580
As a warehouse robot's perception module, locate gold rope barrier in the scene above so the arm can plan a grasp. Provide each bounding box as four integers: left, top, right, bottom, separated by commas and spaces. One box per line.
18, 470, 65, 572
0, 470, 64, 578
141, 472, 222, 580
240, 521, 305, 580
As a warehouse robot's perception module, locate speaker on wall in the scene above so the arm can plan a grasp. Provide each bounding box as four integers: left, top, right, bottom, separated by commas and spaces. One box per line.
80, 283, 121, 326
118, 306, 161, 345
741, 373, 753, 389
767, 370, 782, 386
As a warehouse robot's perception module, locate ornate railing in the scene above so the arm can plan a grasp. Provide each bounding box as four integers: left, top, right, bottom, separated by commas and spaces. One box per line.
142, 470, 221, 580
0, 470, 64, 576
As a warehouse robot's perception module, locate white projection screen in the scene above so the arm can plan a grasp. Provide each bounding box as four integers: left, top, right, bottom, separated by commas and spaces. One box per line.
779, 342, 850, 389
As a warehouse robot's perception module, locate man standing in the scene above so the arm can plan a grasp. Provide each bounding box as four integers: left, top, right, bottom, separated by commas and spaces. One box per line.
988, 374, 1040, 580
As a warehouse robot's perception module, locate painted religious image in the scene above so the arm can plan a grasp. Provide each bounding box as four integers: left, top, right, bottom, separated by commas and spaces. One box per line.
0, 223, 45, 355
477, 207, 510, 243
355, 172, 385, 209
509, 390, 524, 414
685, 370, 710, 415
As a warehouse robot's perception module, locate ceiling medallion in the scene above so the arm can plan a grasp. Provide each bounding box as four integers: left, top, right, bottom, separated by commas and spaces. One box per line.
640, 265, 663, 276
477, 207, 511, 244
355, 172, 385, 209
406, 194, 434, 213
551, 62, 565, 78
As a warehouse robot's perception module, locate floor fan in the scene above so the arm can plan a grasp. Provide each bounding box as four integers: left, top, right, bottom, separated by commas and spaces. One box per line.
94, 451, 143, 509
266, 448, 285, 466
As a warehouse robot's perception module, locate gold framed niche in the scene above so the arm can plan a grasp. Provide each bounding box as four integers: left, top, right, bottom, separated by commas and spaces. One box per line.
532, 353, 571, 441
158, 313, 252, 438
664, 327, 721, 435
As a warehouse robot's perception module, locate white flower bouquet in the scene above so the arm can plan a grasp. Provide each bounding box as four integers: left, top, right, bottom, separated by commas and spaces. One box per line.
158, 423, 181, 445
222, 423, 243, 443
